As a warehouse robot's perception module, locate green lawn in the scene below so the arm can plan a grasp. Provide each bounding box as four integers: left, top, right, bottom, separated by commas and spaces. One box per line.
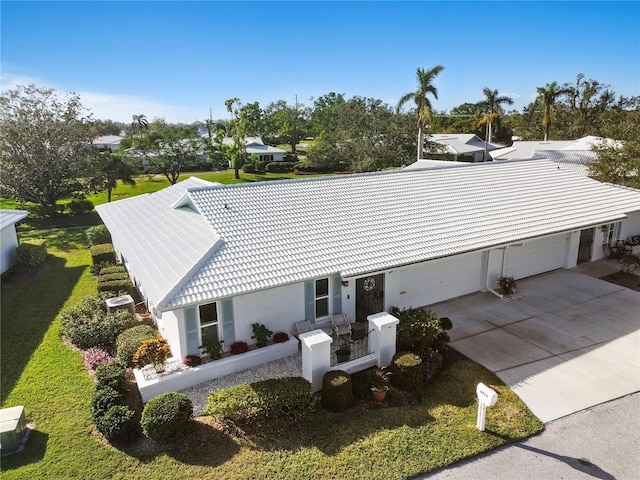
0, 229, 544, 479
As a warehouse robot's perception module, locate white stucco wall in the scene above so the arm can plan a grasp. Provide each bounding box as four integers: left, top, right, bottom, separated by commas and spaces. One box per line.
0, 226, 19, 274
156, 309, 185, 359
620, 211, 640, 239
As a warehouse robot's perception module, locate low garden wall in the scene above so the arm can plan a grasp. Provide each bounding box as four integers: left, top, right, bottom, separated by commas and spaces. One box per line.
133, 338, 299, 402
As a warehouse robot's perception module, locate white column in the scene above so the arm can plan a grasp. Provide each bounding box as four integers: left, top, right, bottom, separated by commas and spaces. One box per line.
300, 330, 333, 392
368, 312, 399, 368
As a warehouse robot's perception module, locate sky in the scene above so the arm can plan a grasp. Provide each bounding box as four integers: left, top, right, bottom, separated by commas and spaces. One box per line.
1, 1, 639, 124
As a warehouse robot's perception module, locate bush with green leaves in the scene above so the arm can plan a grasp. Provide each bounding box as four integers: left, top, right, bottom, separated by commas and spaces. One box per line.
68, 198, 94, 215
99, 265, 126, 275
390, 351, 423, 393
60, 295, 135, 349
90, 243, 116, 265
92, 385, 123, 417
98, 272, 129, 283
140, 392, 193, 442
116, 325, 157, 367
14, 240, 48, 269
242, 163, 256, 173
392, 306, 451, 352
95, 360, 127, 393
86, 225, 112, 245
133, 338, 171, 369
205, 377, 316, 422
97, 278, 133, 295
321, 370, 354, 412
265, 161, 296, 173
90, 260, 117, 276
251, 323, 273, 347
94, 405, 136, 442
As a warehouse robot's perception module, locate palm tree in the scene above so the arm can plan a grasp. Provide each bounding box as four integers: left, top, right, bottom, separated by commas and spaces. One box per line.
91, 152, 137, 202
396, 65, 445, 160
535, 81, 570, 141
131, 114, 149, 137
475, 88, 513, 144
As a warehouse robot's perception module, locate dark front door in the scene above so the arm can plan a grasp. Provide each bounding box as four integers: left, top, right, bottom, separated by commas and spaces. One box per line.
356, 274, 385, 323
577, 228, 595, 264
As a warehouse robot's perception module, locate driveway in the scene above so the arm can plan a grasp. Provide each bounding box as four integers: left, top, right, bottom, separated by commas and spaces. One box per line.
431, 269, 640, 423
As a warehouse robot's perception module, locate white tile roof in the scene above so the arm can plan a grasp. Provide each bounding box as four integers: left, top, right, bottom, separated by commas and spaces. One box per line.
0, 210, 28, 231
429, 134, 502, 154
153, 160, 640, 309
403, 159, 475, 170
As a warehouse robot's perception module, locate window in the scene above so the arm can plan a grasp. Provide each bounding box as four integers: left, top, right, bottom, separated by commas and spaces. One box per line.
259, 154, 274, 162
199, 303, 219, 344
315, 278, 329, 318
602, 223, 621, 245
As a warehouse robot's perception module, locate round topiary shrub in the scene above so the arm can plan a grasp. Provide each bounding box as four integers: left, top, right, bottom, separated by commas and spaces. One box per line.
95, 360, 127, 393
140, 392, 193, 442
86, 225, 112, 245
94, 405, 137, 442
116, 325, 157, 367
92, 385, 123, 418
390, 351, 423, 392
133, 338, 171, 371
321, 370, 353, 412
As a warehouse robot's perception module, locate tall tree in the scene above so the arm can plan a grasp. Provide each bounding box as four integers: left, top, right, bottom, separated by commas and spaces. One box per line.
533, 82, 570, 141
224, 98, 248, 180
475, 87, 513, 143
564, 73, 616, 137
396, 65, 445, 160
131, 114, 149, 136
89, 152, 137, 202
0, 84, 96, 215
262, 99, 310, 153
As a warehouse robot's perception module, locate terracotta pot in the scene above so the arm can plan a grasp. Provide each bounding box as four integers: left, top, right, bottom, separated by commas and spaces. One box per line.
372, 389, 387, 402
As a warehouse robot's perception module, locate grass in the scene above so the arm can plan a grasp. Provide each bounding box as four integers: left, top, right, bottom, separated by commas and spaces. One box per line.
0, 229, 544, 479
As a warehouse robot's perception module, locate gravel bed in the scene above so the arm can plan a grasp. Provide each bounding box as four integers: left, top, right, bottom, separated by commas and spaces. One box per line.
180, 353, 303, 416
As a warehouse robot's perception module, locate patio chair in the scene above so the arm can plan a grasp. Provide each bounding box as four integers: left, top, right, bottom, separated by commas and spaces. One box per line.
331, 313, 352, 340
295, 319, 314, 336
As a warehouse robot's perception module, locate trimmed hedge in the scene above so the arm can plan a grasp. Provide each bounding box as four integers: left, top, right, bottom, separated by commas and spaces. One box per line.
116, 325, 157, 367
92, 385, 123, 417
90, 260, 116, 276
95, 361, 127, 393
97, 278, 133, 295
99, 265, 127, 276
204, 377, 316, 422
321, 370, 354, 412
390, 351, 423, 392
86, 225, 112, 245
68, 198, 94, 215
242, 163, 256, 173
94, 405, 136, 442
265, 161, 296, 173
140, 392, 193, 442
91, 243, 116, 265
14, 240, 48, 269
98, 272, 129, 282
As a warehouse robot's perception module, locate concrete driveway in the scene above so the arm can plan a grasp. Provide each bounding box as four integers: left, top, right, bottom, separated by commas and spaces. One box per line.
431, 269, 640, 423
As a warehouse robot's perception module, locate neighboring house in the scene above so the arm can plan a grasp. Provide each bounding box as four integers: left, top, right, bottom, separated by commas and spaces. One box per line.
0, 209, 28, 274
218, 136, 287, 163
425, 134, 503, 162
96, 160, 640, 363
92, 135, 125, 152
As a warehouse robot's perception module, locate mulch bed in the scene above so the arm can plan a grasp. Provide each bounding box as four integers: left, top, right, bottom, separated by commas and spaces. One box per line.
600, 271, 640, 292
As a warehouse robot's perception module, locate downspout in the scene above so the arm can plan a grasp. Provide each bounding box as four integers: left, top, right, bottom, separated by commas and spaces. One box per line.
486, 247, 507, 299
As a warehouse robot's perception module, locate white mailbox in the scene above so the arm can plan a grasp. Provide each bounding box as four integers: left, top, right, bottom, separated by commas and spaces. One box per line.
476, 382, 498, 431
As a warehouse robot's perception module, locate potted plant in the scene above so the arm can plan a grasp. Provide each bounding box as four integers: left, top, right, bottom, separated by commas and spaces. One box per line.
335, 343, 351, 363
370, 367, 391, 401
200, 339, 224, 360
497, 276, 517, 296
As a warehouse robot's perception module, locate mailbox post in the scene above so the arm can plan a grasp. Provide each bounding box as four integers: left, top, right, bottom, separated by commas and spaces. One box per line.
476, 383, 498, 431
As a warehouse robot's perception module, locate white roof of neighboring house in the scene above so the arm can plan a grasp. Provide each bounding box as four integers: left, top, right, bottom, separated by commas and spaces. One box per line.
215, 136, 287, 155
93, 135, 124, 147
428, 134, 503, 155
403, 159, 474, 170
490, 136, 620, 161
0, 209, 28, 231
96, 160, 640, 311
532, 150, 599, 177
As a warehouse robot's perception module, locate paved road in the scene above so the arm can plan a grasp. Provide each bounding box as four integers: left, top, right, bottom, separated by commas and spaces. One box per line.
418, 392, 640, 480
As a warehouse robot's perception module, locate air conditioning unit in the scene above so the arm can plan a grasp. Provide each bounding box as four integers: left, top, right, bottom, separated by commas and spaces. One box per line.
106, 294, 135, 315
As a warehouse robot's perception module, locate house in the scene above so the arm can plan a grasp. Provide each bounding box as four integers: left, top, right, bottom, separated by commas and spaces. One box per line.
96, 160, 640, 363
92, 135, 125, 152
0, 210, 28, 274
218, 136, 287, 162
425, 134, 503, 162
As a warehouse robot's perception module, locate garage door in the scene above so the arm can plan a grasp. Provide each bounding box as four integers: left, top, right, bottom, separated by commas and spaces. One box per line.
506, 234, 566, 279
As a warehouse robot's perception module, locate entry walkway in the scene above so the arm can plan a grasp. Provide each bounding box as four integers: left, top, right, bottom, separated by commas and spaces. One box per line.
431, 269, 640, 422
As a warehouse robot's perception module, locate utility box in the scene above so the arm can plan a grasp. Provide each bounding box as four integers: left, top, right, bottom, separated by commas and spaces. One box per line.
1, 406, 27, 455
106, 294, 135, 315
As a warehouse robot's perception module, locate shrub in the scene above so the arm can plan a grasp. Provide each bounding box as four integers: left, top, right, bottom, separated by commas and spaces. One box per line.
14, 240, 48, 269
200, 340, 223, 360
140, 392, 193, 442
416, 347, 443, 383
97, 278, 133, 295
242, 163, 256, 173
92, 385, 123, 417
621, 253, 640, 275
230, 341, 249, 355
183, 355, 202, 367
99, 265, 126, 275
95, 360, 127, 393
294, 162, 321, 174
251, 323, 273, 347
98, 272, 129, 283
256, 161, 270, 172
265, 161, 296, 173
283, 153, 299, 162
94, 405, 136, 442
116, 325, 157, 367
273, 332, 289, 343
321, 370, 353, 412
497, 276, 517, 295
90, 260, 117, 276
390, 352, 423, 393
60, 296, 135, 349
133, 338, 171, 369
86, 225, 112, 245
205, 377, 315, 422
68, 198, 94, 215
83, 347, 114, 370
91, 243, 116, 265
392, 306, 447, 352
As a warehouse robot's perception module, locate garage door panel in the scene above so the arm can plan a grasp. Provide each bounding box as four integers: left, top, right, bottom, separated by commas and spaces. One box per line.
508, 235, 566, 279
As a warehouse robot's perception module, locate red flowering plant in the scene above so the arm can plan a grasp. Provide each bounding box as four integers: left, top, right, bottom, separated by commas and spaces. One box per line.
273, 332, 289, 343
230, 341, 249, 355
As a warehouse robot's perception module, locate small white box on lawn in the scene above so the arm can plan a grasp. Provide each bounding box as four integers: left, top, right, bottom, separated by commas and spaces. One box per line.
477, 383, 498, 406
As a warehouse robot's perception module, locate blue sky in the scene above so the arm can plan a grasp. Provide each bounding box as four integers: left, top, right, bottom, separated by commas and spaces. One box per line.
2, 1, 638, 123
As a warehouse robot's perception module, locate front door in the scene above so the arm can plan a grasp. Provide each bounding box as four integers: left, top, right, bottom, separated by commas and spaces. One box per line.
356, 274, 385, 323
577, 228, 595, 264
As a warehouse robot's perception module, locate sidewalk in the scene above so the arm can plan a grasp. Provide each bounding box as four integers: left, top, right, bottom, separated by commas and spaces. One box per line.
419, 392, 640, 479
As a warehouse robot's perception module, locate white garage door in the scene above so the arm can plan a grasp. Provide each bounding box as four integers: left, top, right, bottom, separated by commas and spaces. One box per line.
506, 234, 566, 280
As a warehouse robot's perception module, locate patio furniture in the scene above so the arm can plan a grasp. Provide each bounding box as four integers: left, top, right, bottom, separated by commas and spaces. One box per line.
608, 241, 631, 262
331, 313, 352, 340
295, 319, 332, 337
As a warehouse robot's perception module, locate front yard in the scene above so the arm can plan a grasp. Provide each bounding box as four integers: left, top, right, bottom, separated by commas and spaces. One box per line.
0, 229, 544, 479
